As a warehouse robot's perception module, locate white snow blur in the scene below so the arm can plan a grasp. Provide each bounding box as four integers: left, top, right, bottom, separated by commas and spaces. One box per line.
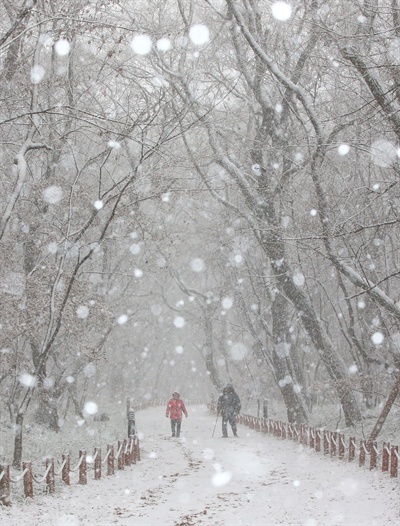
271, 1, 292, 21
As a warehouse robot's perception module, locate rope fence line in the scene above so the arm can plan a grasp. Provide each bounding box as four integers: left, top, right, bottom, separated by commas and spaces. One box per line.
0, 435, 141, 506
210, 405, 399, 480
0, 398, 174, 506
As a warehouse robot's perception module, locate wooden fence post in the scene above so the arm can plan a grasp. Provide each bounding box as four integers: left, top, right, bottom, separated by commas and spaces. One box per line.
136, 438, 141, 461
62, 454, 70, 485
125, 440, 131, 467
46, 458, 55, 493
94, 448, 101, 480
315, 430, 321, 453
390, 446, 398, 478
349, 437, 355, 462
323, 431, 329, 455
359, 440, 366, 467
382, 442, 390, 472
331, 432, 337, 457
309, 428, 315, 449
338, 434, 345, 460
107, 444, 114, 475
23, 461, 33, 498
79, 451, 87, 485
118, 441, 124, 470
0, 465, 11, 506
370, 442, 377, 471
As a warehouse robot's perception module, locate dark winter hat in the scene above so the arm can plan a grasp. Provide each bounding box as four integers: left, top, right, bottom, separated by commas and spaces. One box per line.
172, 391, 180, 397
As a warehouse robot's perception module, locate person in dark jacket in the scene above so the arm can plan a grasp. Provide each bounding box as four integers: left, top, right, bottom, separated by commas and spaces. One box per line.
217, 384, 241, 438
165, 391, 188, 437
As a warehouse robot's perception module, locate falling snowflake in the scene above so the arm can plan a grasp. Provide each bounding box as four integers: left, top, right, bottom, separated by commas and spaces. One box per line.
55, 39, 71, 56
47, 242, 58, 254
338, 144, 350, 156
84, 401, 98, 415
293, 272, 305, 287
94, 200, 103, 210
212, 464, 232, 487
189, 24, 210, 46
222, 297, 233, 309
118, 314, 128, 325
174, 316, 185, 328
129, 243, 141, 255
43, 186, 63, 204
371, 332, 384, 345
131, 35, 152, 55
271, 1, 292, 21
108, 140, 121, 149
156, 38, 172, 51
76, 305, 89, 319
19, 373, 36, 388
229, 342, 247, 361
190, 258, 205, 272
30, 65, 45, 84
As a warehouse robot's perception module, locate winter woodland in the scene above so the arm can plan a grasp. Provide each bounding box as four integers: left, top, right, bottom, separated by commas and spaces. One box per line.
0, 0, 399, 473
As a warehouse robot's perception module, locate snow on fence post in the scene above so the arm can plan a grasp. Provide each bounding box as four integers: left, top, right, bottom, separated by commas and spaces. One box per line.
136, 437, 141, 462
79, 451, 87, 485
382, 442, 390, 473
349, 437, 356, 462
359, 440, 366, 467
304, 426, 309, 447
23, 461, 33, 498
117, 441, 124, 470
331, 432, 337, 457
369, 442, 377, 471
323, 431, 329, 455
281, 423, 286, 440
62, 454, 70, 485
390, 446, 398, 478
107, 445, 114, 475
0, 464, 11, 506
94, 448, 101, 480
310, 428, 315, 449
288, 423, 293, 440
315, 430, 321, 453
46, 458, 55, 493
124, 439, 131, 467
339, 434, 345, 460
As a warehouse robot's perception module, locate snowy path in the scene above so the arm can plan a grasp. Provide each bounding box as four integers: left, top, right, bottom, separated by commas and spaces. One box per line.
2, 405, 399, 526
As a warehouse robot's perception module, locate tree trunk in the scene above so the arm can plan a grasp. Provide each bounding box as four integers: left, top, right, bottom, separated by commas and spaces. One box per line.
12, 412, 23, 469
367, 374, 400, 445
271, 292, 308, 424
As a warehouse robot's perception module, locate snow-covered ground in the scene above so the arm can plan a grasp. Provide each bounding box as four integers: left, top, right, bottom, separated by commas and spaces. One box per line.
2, 404, 399, 526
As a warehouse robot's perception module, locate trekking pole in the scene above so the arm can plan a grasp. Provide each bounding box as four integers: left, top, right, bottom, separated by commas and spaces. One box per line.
212, 412, 219, 437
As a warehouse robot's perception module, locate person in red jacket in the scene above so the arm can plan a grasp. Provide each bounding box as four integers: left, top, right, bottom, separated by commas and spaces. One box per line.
165, 391, 188, 437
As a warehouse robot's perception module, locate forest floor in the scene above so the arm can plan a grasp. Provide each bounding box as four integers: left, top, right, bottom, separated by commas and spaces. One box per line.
1, 404, 399, 526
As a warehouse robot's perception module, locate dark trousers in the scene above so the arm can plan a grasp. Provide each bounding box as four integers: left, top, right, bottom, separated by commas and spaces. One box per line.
222, 414, 237, 437
170, 419, 182, 437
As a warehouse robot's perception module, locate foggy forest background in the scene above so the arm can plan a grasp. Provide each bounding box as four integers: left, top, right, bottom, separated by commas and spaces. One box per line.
1, 0, 400, 467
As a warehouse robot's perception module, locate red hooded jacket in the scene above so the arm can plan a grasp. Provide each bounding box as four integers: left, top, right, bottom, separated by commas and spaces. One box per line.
166, 396, 188, 420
